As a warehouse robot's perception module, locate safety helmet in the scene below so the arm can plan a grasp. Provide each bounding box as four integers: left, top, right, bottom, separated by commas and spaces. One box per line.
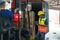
38, 11, 44, 16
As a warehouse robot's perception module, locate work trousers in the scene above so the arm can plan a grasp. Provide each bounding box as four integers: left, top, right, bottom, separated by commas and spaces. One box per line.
37, 32, 45, 40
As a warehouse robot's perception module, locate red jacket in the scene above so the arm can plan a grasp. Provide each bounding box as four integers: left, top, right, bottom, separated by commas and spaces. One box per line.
13, 13, 19, 22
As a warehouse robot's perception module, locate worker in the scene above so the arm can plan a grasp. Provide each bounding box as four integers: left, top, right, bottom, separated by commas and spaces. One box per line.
13, 8, 19, 40
37, 10, 48, 40
25, 2, 35, 40
13, 8, 19, 27
0, 1, 13, 40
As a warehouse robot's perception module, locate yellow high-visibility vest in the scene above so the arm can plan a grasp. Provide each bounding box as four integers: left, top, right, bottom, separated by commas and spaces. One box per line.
38, 17, 46, 25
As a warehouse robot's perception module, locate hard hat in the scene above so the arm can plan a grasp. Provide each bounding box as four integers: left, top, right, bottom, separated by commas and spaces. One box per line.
38, 11, 44, 16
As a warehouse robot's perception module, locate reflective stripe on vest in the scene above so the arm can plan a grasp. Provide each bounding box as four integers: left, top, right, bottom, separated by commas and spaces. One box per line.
38, 25, 47, 32
39, 18, 46, 25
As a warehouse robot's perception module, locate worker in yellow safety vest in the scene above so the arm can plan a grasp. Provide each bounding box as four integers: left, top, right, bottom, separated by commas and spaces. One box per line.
37, 10, 48, 40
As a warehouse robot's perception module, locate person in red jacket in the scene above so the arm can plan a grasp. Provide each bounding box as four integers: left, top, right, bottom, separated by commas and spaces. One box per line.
13, 8, 19, 27
13, 8, 20, 40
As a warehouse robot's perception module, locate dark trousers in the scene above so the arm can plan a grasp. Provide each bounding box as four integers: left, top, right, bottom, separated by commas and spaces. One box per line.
37, 32, 45, 40
3, 31, 9, 40
21, 36, 30, 40
10, 28, 19, 40
21, 28, 30, 40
